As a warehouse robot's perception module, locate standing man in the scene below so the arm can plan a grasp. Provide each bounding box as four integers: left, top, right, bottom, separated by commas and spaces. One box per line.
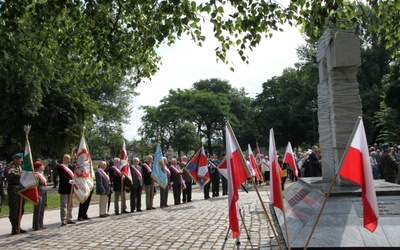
160, 157, 170, 208
169, 158, 182, 205
381, 143, 398, 183
308, 146, 321, 177
110, 157, 128, 215
181, 156, 192, 203
95, 161, 110, 217
5, 153, 27, 234
211, 155, 220, 198
262, 155, 270, 185
130, 157, 143, 212
142, 155, 155, 210
33, 161, 47, 230
58, 154, 76, 226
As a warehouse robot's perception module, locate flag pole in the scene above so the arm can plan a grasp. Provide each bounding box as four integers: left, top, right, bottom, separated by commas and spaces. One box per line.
304, 116, 362, 249
270, 128, 290, 250
226, 122, 283, 250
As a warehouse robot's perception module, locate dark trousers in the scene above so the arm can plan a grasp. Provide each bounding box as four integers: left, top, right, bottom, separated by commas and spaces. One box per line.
182, 181, 192, 202
130, 187, 142, 211
160, 186, 169, 207
78, 192, 92, 219
204, 182, 211, 199
221, 176, 228, 195
212, 177, 220, 197
172, 183, 181, 205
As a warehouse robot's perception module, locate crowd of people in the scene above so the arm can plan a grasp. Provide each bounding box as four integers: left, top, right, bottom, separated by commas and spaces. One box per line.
2, 141, 399, 235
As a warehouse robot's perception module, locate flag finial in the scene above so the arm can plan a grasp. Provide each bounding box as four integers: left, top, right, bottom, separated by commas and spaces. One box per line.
24, 124, 31, 135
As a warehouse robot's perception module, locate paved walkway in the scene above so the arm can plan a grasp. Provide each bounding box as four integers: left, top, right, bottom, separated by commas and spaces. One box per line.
0, 183, 284, 249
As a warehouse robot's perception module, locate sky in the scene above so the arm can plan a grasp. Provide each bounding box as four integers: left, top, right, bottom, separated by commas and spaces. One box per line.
123, 22, 305, 140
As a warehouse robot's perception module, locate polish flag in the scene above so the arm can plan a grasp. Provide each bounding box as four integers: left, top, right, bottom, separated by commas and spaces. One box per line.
339, 118, 379, 232
226, 123, 250, 238
248, 144, 261, 181
283, 142, 298, 178
269, 128, 284, 211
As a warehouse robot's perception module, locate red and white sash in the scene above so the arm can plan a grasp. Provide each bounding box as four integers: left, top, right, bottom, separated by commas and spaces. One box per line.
164, 167, 171, 177
60, 164, 74, 179
142, 163, 152, 173
35, 172, 47, 187
169, 165, 181, 174
111, 165, 121, 175
98, 168, 110, 183
131, 166, 143, 180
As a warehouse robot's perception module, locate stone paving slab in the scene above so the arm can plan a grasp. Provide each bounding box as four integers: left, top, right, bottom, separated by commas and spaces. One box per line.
0, 184, 283, 249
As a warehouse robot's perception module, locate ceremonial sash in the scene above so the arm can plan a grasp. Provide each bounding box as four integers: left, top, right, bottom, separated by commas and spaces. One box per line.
98, 168, 110, 183
180, 161, 187, 167
35, 172, 47, 187
111, 165, 121, 175
60, 164, 74, 179
169, 165, 181, 174
164, 167, 171, 177
142, 163, 152, 173
180, 175, 186, 189
263, 161, 270, 171
131, 166, 143, 180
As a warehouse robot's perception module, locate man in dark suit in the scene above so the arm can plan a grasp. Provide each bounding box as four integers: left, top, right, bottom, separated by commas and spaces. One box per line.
58, 154, 76, 226
142, 155, 154, 210
95, 161, 110, 217
308, 146, 321, 177
169, 158, 182, 205
130, 157, 143, 212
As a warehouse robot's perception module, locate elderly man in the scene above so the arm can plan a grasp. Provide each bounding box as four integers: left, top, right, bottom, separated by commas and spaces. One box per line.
142, 155, 155, 210
169, 158, 182, 205
381, 143, 398, 183
58, 154, 76, 226
5, 153, 27, 234
181, 155, 192, 203
95, 161, 110, 217
110, 157, 128, 215
130, 157, 144, 212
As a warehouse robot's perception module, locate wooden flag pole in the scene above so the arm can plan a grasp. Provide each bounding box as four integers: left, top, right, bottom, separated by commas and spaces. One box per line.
304, 117, 361, 249
226, 122, 283, 250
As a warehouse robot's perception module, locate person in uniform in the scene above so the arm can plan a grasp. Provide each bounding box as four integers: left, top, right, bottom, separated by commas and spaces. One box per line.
58, 154, 76, 226
381, 143, 398, 183
5, 153, 27, 234
33, 160, 47, 230
129, 157, 144, 212
95, 161, 110, 217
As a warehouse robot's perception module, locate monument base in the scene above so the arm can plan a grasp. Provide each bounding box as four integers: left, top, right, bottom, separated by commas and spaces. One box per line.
270, 178, 400, 249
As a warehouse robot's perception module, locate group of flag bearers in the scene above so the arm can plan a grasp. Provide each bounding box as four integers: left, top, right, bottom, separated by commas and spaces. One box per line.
6, 117, 379, 250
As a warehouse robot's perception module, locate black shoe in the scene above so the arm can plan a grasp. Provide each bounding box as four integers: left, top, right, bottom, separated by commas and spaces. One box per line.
115, 212, 120, 215
68, 221, 76, 224
34, 228, 40, 231
20, 229, 27, 233
61, 223, 66, 226
151, 207, 156, 209
137, 210, 142, 212
84, 217, 91, 220
40, 227, 46, 229
122, 211, 129, 214
146, 208, 151, 210
11, 229, 19, 235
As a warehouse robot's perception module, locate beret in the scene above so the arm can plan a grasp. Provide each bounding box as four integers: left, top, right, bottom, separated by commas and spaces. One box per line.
12, 153, 23, 159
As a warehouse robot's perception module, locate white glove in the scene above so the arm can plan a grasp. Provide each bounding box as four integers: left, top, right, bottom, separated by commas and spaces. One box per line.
69, 179, 76, 185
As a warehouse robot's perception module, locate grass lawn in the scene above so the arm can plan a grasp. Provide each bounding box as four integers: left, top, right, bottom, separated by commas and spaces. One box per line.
0, 189, 100, 217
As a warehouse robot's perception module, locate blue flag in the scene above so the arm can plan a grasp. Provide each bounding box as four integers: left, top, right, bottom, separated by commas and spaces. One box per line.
151, 145, 168, 189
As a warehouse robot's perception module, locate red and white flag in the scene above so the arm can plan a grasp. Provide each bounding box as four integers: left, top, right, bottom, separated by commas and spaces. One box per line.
339, 118, 379, 232
74, 135, 94, 203
283, 142, 298, 179
226, 123, 250, 238
248, 144, 261, 181
120, 140, 132, 184
269, 128, 284, 211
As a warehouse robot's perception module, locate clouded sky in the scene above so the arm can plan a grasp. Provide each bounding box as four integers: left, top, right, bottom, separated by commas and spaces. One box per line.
123, 23, 304, 140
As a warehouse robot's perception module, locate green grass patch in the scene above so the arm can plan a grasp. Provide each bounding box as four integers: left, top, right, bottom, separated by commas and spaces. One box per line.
0, 192, 100, 217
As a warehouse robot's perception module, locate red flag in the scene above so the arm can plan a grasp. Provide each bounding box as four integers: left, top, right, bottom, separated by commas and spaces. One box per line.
226, 123, 250, 238
248, 144, 261, 181
184, 146, 210, 187
339, 118, 379, 232
269, 128, 284, 211
120, 140, 127, 161
283, 142, 298, 178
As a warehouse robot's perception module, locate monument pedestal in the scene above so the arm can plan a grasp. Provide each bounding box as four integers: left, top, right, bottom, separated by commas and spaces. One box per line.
271, 178, 400, 249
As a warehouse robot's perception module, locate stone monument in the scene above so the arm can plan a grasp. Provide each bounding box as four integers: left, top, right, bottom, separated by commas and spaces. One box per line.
270, 27, 400, 249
